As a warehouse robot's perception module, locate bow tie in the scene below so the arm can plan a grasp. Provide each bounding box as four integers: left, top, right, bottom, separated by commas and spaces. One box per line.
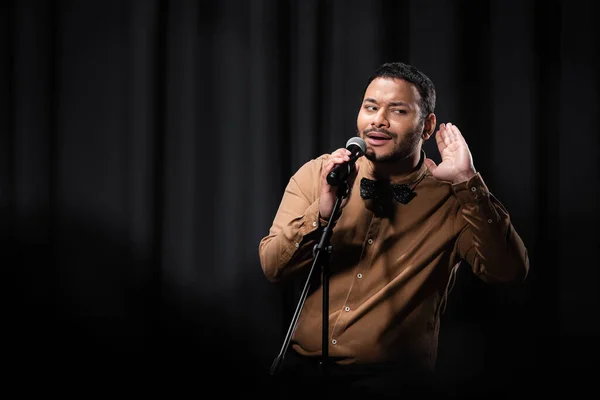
359, 177, 415, 204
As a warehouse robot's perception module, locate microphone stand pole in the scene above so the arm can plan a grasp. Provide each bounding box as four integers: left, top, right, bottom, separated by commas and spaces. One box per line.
270, 181, 349, 379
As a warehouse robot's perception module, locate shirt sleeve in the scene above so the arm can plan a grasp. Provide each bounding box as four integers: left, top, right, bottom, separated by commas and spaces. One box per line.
452, 173, 530, 283
258, 156, 330, 283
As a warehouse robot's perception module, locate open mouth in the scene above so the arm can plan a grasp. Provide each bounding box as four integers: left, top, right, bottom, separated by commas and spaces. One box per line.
366, 132, 392, 146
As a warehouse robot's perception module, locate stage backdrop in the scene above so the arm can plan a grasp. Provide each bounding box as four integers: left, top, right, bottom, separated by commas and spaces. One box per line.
1, 0, 598, 394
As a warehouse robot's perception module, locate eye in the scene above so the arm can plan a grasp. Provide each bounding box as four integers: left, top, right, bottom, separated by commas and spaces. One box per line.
364, 105, 377, 112
393, 109, 407, 114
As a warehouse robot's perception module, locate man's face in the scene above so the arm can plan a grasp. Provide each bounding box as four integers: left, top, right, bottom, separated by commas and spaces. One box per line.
356, 77, 424, 163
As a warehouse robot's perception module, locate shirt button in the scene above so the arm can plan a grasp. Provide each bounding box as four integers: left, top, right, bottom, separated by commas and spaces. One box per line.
344, 306, 350, 312
357, 273, 363, 279
331, 339, 337, 345
471, 186, 476, 192
487, 219, 492, 223
312, 221, 317, 227
295, 242, 300, 248
367, 239, 373, 244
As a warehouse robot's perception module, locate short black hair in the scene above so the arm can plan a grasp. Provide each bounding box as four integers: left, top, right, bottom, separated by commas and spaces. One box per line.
365, 62, 436, 121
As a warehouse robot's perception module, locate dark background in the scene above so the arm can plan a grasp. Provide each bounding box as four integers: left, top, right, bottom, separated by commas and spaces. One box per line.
1, 0, 598, 396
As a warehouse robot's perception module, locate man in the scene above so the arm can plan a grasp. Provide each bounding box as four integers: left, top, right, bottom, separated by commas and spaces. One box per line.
258, 62, 529, 397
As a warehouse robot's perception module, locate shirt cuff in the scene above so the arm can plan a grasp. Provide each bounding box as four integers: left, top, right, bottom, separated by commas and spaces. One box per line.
318, 205, 343, 227
299, 201, 323, 235
452, 173, 490, 205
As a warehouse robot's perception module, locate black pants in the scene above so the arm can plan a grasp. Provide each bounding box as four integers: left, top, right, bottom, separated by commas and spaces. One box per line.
269, 350, 440, 399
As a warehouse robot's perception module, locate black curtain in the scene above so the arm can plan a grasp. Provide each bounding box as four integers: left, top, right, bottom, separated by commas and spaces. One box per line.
2, 0, 599, 395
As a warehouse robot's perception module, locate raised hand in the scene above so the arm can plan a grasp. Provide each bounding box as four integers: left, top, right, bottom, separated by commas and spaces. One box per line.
424, 122, 477, 184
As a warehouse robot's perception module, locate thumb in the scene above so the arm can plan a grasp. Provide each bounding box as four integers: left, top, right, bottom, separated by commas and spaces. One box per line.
424, 158, 437, 174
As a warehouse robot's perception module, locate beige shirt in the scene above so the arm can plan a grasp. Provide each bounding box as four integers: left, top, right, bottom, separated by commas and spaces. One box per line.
258, 152, 529, 372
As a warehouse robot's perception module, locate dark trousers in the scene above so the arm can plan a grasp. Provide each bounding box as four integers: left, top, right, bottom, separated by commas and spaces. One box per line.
269, 350, 440, 399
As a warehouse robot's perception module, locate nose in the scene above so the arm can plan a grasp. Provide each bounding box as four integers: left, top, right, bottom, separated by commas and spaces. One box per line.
371, 109, 389, 129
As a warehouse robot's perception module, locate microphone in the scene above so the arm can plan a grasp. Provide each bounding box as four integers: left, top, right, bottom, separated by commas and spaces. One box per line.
326, 137, 366, 186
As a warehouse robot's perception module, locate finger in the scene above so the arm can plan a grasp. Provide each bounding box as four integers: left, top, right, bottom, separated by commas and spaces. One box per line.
424, 158, 437, 174
332, 148, 351, 159
449, 122, 458, 139
435, 127, 447, 152
321, 155, 351, 184
322, 157, 336, 179
449, 124, 466, 144
327, 156, 349, 169
327, 147, 353, 172
449, 123, 459, 135
443, 122, 455, 146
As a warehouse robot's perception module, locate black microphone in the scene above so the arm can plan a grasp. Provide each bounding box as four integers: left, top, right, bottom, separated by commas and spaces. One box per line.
326, 137, 366, 186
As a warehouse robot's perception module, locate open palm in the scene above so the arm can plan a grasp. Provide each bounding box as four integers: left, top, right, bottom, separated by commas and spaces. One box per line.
424, 122, 477, 184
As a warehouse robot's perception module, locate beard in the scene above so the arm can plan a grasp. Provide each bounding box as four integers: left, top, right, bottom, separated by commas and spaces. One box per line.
358, 126, 423, 164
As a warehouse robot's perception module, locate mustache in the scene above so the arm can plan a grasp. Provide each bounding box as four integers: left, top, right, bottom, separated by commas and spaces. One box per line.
362, 128, 397, 139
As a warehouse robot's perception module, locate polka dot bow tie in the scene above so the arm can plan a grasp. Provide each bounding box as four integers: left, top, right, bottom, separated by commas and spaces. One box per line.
359, 177, 415, 204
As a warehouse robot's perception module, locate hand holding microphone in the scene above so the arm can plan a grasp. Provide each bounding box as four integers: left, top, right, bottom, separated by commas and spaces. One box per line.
319, 137, 366, 220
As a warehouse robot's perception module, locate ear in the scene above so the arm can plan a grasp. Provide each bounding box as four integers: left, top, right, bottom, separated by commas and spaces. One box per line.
421, 113, 436, 141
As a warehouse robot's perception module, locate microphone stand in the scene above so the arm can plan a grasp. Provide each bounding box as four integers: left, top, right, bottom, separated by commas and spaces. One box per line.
270, 180, 350, 379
